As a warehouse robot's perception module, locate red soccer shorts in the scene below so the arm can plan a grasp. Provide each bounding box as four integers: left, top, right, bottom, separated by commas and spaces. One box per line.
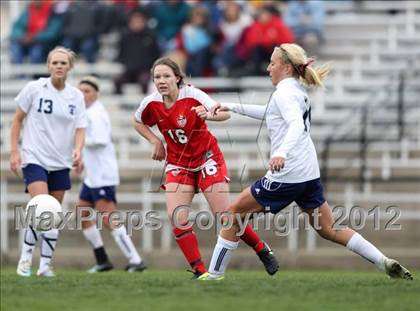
165, 152, 230, 192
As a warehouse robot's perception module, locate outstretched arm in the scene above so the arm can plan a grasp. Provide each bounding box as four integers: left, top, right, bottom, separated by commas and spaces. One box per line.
213, 102, 267, 120
191, 105, 231, 121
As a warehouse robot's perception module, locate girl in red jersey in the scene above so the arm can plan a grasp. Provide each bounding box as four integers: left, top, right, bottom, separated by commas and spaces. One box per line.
134, 57, 278, 278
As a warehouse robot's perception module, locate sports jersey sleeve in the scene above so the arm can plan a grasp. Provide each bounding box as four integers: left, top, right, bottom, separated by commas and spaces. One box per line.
14, 81, 37, 113
75, 95, 88, 128
191, 86, 218, 110
85, 111, 110, 147
223, 102, 267, 120
271, 93, 305, 159
134, 97, 156, 126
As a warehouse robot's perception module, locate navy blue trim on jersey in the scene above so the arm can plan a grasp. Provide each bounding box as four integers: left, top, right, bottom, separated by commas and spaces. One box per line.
22, 164, 71, 192
79, 183, 117, 204
250, 177, 326, 214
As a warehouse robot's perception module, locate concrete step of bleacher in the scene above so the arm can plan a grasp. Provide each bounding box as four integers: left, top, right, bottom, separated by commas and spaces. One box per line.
3, 247, 420, 270
326, 180, 420, 193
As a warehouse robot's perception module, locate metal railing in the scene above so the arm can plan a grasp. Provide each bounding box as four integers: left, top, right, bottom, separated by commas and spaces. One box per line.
321, 71, 417, 192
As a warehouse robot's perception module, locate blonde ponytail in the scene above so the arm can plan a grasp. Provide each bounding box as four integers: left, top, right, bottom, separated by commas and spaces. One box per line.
275, 43, 331, 88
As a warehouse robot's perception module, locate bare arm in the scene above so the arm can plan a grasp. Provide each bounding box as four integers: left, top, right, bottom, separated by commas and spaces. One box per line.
133, 118, 166, 161
10, 107, 26, 176
191, 105, 231, 121
206, 111, 230, 121
72, 128, 85, 167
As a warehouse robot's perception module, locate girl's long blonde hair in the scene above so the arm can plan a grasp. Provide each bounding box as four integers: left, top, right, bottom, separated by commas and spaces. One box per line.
275, 43, 330, 88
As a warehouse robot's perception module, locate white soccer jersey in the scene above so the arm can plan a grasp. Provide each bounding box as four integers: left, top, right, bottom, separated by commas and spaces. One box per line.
15, 78, 88, 171
83, 100, 120, 188
265, 78, 320, 183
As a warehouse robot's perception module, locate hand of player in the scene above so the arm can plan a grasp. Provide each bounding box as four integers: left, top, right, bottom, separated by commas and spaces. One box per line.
210, 103, 231, 117
191, 105, 209, 120
209, 102, 221, 117
269, 156, 285, 173
72, 149, 82, 167
74, 162, 84, 176
10, 150, 21, 176
152, 140, 166, 161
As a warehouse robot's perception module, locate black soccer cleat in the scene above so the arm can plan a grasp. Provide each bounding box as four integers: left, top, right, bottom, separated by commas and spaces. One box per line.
87, 262, 114, 273
384, 258, 413, 280
257, 242, 279, 275
188, 269, 209, 280
126, 261, 147, 272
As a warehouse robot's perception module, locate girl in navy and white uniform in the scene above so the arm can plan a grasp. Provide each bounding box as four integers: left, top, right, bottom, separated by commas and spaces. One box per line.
204, 43, 413, 280
11, 46, 87, 277
76, 76, 145, 273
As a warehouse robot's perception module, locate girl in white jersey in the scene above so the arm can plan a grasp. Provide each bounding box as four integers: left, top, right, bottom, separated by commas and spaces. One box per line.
76, 76, 145, 273
203, 43, 413, 280
10, 47, 87, 277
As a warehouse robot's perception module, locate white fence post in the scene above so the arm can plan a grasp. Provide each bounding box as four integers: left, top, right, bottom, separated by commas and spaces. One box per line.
141, 180, 153, 253
288, 208, 298, 255
160, 213, 172, 253
1, 178, 8, 255
306, 227, 317, 252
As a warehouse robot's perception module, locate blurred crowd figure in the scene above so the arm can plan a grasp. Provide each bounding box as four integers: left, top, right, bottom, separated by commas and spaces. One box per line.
9, 0, 325, 90
284, 0, 325, 54
10, 0, 61, 64
113, 9, 159, 95
235, 4, 294, 76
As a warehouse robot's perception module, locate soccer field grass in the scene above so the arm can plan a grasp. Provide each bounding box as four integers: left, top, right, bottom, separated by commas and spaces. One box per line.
1, 269, 419, 311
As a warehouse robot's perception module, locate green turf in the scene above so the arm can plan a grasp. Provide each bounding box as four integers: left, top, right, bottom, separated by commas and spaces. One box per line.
1, 269, 419, 311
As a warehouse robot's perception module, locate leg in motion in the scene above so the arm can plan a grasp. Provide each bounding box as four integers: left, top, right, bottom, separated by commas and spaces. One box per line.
98, 198, 146, 272
78, 198, 114, 273
204, 183, 279, 275
36, 190, 66, 277
166, 182, 206, 278
38, 228, 58, 277
304, 202, 413, 280
17, 225, 38, 277
206, 187, 266, 279
17, 181, 48, 277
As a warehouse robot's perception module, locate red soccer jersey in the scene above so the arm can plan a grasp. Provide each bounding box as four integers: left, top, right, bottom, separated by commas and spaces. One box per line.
135, 84, 222, 169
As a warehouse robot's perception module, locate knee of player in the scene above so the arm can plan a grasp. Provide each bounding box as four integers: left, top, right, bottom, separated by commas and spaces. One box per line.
317, 227, 337, 241
81, 220, 95, 230
227, 205, 248, 225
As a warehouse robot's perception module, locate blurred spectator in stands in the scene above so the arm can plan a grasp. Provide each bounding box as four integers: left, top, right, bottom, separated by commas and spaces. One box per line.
247, 0, 278, 15
10, 0, 62, 64
200, 0, 224, 29
284, 0, 325, 53
53, 0, 71, 16
177, 5, 213, 77
102, 0, 143, 32
150, 0, 191, 53
212, 1, 252, 76
113, 9, 159, 94
236, 4, 294, 76
60, 0, 108, 63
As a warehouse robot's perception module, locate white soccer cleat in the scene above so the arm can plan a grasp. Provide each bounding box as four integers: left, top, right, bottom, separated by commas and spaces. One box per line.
384, 258, 413, 280
16, 259, 32, 277
37, 265, 56, 277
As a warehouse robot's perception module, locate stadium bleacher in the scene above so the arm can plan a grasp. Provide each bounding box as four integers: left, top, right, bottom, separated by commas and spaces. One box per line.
1, 0, 419, 270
